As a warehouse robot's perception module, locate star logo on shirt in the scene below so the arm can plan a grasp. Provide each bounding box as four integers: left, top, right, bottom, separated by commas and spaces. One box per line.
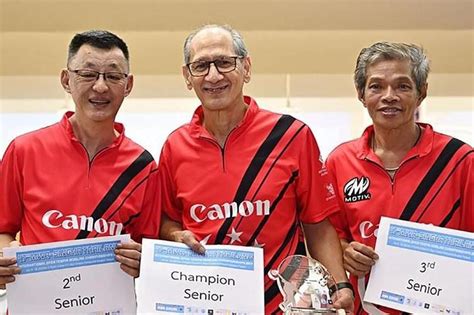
226, 227, 243, 244
200, 234, 211, 245
253, 239, 265, 248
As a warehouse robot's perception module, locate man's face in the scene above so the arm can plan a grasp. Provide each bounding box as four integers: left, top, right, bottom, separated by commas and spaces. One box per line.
359, 59, 426, 130
60, 44, 133, 124
182, 28, 251, 112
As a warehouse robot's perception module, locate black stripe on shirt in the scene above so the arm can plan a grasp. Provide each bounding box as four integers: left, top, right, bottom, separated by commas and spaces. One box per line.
76, 150, 154, 239
246, 170, 299, 246
104, 168, 158, 224
399, 138, 464, 221
214, 115, 296, 244
233, 123, 305, 232
264, 222, 300, 276
415, 149, 472, 222
249, 124, 306, 201
439, 198, 461, 227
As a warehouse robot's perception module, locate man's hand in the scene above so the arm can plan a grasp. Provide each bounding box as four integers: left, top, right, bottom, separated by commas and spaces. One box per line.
115, 241, 142, 278
0, 240, 22, 289
0, 257, 20, 289
170, 230, 205, 255
160, 213, 205, 254
332, 287, 354, 313
342, 241, 378, 277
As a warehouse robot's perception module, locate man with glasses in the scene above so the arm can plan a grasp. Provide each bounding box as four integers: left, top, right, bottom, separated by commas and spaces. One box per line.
159, 24, 354, 313
0, 30, 160, 288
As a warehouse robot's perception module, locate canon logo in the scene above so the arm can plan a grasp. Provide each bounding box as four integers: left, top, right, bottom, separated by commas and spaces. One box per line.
42, 210, 123, 236
359, 220, 379, 239
190, 200, 271, 223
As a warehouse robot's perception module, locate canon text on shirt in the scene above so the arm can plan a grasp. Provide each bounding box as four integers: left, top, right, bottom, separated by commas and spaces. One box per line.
190, 200, 271, 223
42, 210, 123, 236
359, 220, 379, 239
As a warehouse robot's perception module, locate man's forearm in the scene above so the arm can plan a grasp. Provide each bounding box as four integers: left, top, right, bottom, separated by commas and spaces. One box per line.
303, 219, 348, 283
340, 238, 349, 253
159, 213, 205, 254
159, 213, 184, 241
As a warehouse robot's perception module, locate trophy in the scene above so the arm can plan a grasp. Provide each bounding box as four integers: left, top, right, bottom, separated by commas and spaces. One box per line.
268, 255, 346, 315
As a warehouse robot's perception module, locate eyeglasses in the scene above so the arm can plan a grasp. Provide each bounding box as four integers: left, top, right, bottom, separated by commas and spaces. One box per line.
186, 56, 243, 77
68, 69, 128, 84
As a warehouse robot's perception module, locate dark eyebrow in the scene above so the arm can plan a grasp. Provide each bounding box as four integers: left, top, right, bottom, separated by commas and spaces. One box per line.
80, 62, 122, 71
192, 55, 232, 63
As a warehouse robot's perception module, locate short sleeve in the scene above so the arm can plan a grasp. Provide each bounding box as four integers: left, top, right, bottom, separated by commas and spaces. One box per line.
295, 127, 339, 224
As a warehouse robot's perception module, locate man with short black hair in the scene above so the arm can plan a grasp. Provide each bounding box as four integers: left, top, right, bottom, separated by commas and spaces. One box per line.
0, 30, 160, 287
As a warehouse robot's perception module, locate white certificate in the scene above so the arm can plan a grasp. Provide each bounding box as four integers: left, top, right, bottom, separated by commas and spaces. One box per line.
136, 239, 264, 314
4, 235, 136, 314
364, 217, 473, 314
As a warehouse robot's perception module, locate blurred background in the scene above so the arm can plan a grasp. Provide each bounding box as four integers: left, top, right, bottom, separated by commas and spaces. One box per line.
1, 0, 473, 158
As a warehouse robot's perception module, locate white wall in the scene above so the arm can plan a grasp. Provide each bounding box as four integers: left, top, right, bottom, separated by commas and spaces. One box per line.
1, 96, 472, 161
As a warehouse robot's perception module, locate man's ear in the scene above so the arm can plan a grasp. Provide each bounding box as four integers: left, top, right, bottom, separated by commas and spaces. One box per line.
243, 56, 252, 83
124, 74, 134, 97
357, 88, 366, 107
60, 69, 71, 93
182, 65, 193, 90
417, 83, 428, 105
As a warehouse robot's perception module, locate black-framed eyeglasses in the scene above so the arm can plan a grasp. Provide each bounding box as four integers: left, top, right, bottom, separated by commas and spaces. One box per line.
68, 69, 128, 84
186, 56, 243, 77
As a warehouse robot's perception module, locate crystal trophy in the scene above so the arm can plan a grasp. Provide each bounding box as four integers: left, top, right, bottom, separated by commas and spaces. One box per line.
268, 255, 346, 315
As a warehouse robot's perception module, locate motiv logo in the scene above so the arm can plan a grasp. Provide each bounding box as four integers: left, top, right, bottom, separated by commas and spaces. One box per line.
343, 176, 371, 203
190, 200, 271, 223
42, 209, 123, 236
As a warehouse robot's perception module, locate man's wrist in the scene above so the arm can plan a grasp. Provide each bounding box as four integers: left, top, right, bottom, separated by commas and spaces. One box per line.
329, 281, 354, 296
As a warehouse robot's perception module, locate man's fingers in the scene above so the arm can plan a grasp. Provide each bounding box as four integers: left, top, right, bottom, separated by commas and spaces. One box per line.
345, 247, 375, 266
0, 257, 17, 267
190, 242, 206, 255
115, 249, 141, 263
115, 241, 142, 278
115, 242, 141, 268
116, 241, 141, 252
343, 251, 372, 277
0, 276, 16, 284
119, 263, 139, 278
332, 289, 354, 313
181, 232, 205, 254
115, 253, 140, 278
115, 248, 141, 261
344, 261, 369, 277
0, 266, 20, 276
350, 242, 379, 260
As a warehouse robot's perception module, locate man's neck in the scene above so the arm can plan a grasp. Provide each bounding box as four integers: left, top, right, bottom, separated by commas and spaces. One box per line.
69, 115, 118, 160
202, 101, 248, 147
372, 123, 421, 169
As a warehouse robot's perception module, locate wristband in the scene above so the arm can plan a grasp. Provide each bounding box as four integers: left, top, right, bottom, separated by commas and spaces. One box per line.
329, 281, 354, 296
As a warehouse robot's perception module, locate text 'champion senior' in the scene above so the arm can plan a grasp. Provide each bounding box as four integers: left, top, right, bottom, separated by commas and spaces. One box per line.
170, 271, 237, 302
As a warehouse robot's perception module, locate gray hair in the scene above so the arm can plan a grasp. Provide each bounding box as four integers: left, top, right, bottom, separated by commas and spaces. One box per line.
354, 42, 430, 96
183, 24, 248, 64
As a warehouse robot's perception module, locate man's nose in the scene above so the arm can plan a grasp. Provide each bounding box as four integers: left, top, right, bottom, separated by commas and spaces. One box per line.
382, 86, 399, 102
205, 63, 224, 82
92, 74, 109, 93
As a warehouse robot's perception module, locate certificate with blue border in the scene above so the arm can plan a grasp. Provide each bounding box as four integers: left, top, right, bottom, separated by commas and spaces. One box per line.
3, 235, 136, 314
136, 239, 264, 314
364, 217, 473, 314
